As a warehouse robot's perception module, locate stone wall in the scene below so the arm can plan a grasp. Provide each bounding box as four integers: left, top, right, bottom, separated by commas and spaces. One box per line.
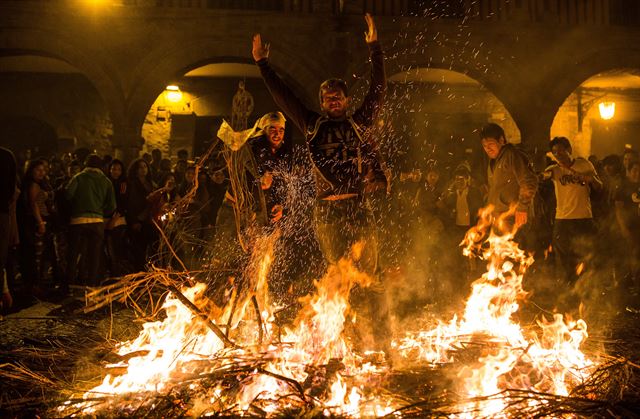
385, 82, 520, 172
551, 90, 640, 159
3, 3, 640, 162
140, 76, 300, 159
0, 73, 112, 155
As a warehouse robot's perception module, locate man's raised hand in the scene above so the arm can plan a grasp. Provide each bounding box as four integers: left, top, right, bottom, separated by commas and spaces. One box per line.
252, 34, 270, 62
364, 13, 377, 43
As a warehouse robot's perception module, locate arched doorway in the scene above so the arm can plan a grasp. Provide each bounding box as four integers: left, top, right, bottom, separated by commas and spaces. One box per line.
385, 68, 521, 177
141, 61, 301, 161
551, 69, 640, 159
0, 115, 57, 156
0, 54, 112, 155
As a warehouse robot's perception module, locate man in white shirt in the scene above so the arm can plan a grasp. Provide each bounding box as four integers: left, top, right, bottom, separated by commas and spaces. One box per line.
543, 137, 602, 285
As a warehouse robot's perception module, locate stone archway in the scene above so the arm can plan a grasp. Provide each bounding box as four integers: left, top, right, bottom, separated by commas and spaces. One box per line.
139, 61, 266, 159
551, 68, 640, 159
0, 115, 57, 155
126, 36, 328, 160
0, 28, 124, 142
384, 67, 521, 176
125, 36, 323, 142
544, 46, 640, 159
0, 53, 114, 155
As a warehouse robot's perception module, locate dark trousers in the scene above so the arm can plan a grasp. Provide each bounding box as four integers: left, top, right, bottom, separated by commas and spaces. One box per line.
0, 213, 9, 291
313, 198, 378, 277
20, 218, 56, 290
106, 225, 129, 277
313, 198, 390, 352
128, 222, 156, 272
67, 222, 104, 286
552, 218, 595, 285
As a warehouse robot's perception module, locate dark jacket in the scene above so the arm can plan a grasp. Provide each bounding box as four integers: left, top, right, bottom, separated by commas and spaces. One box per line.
110, 177, 128, 216
126, 178, 153, 225
0, 147, 17, 214
257, 41, 387, 198
486, 144, 538, 214
250, 136, 292, 212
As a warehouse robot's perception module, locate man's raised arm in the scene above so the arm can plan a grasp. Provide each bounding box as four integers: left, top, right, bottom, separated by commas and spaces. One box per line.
354, 13, 386, 126
252, 34, 313, 134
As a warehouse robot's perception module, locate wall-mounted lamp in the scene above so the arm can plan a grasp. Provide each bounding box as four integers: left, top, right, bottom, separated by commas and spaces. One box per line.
165, 85, 183, 103
598, 101, 615, 120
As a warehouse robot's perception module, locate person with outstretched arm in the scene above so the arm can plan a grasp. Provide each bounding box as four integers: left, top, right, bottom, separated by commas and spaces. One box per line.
252, 14, 391, 354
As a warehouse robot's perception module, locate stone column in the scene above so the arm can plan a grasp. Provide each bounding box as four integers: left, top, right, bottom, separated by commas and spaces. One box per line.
516, 116, 555, 171
111, 126, 145, 165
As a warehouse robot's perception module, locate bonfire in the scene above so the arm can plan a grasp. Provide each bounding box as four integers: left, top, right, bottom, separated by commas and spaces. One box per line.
44, 206, 629, 418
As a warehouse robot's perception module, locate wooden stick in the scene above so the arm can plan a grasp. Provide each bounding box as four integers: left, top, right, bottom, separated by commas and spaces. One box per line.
251, 295, 264, 345
256, 367, 307, 403
153, 220, 191, 284
165, 284, 237, 349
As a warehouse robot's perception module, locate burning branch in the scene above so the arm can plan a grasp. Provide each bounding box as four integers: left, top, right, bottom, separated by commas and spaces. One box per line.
164, 284, 237, 349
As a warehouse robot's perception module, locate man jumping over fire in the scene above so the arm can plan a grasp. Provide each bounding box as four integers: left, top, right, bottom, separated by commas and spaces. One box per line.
252, 14, 390, 353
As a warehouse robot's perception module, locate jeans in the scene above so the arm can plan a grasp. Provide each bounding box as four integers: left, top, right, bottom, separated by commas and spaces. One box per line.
67, 222, 105, 286
552, 218, 595, 285
313, 198, 378, 278
313, 197, 390, 352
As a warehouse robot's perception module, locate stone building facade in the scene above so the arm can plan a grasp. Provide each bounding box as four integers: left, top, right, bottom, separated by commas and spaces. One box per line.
1, 0, 640, 166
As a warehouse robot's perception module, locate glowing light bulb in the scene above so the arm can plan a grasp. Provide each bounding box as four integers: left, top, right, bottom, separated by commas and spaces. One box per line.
598, 101, 615, 120
165, 85, 183, 103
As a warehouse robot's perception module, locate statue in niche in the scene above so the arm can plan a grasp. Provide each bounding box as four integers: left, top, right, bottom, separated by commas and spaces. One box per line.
231, 80, 254, 130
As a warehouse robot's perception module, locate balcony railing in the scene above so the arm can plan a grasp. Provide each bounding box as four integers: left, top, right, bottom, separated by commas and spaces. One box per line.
149, 0, 640, 25
463, 0, 639, 26
4, 0, 639, 26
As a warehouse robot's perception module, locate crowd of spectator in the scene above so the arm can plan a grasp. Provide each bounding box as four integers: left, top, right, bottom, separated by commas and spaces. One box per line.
0, 134, 638, 315
0, 146, 230, 309
385, 136, 640, 311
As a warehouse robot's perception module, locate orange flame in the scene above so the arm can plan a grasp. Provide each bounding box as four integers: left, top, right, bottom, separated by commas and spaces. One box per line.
62, 239, 397, 416
394, 205, 596, 415
61, 207, 596, 417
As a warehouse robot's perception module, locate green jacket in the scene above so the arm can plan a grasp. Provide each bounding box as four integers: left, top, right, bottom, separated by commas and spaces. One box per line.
65, 168, 116, 219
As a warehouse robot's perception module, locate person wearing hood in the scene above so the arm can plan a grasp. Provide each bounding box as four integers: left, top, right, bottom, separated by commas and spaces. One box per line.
250, 111, 292, 224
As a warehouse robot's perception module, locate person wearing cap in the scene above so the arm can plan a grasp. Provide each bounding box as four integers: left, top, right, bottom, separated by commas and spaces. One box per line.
250, 111, 291, 224
252, 14, 390, 352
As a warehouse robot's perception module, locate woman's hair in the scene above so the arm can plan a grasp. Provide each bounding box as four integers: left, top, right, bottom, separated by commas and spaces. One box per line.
127, 158, 152, 184
108, 159, 126, 179
602, 154, 624, 176
159, 172, 175, 187
23, 159, 46, 184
